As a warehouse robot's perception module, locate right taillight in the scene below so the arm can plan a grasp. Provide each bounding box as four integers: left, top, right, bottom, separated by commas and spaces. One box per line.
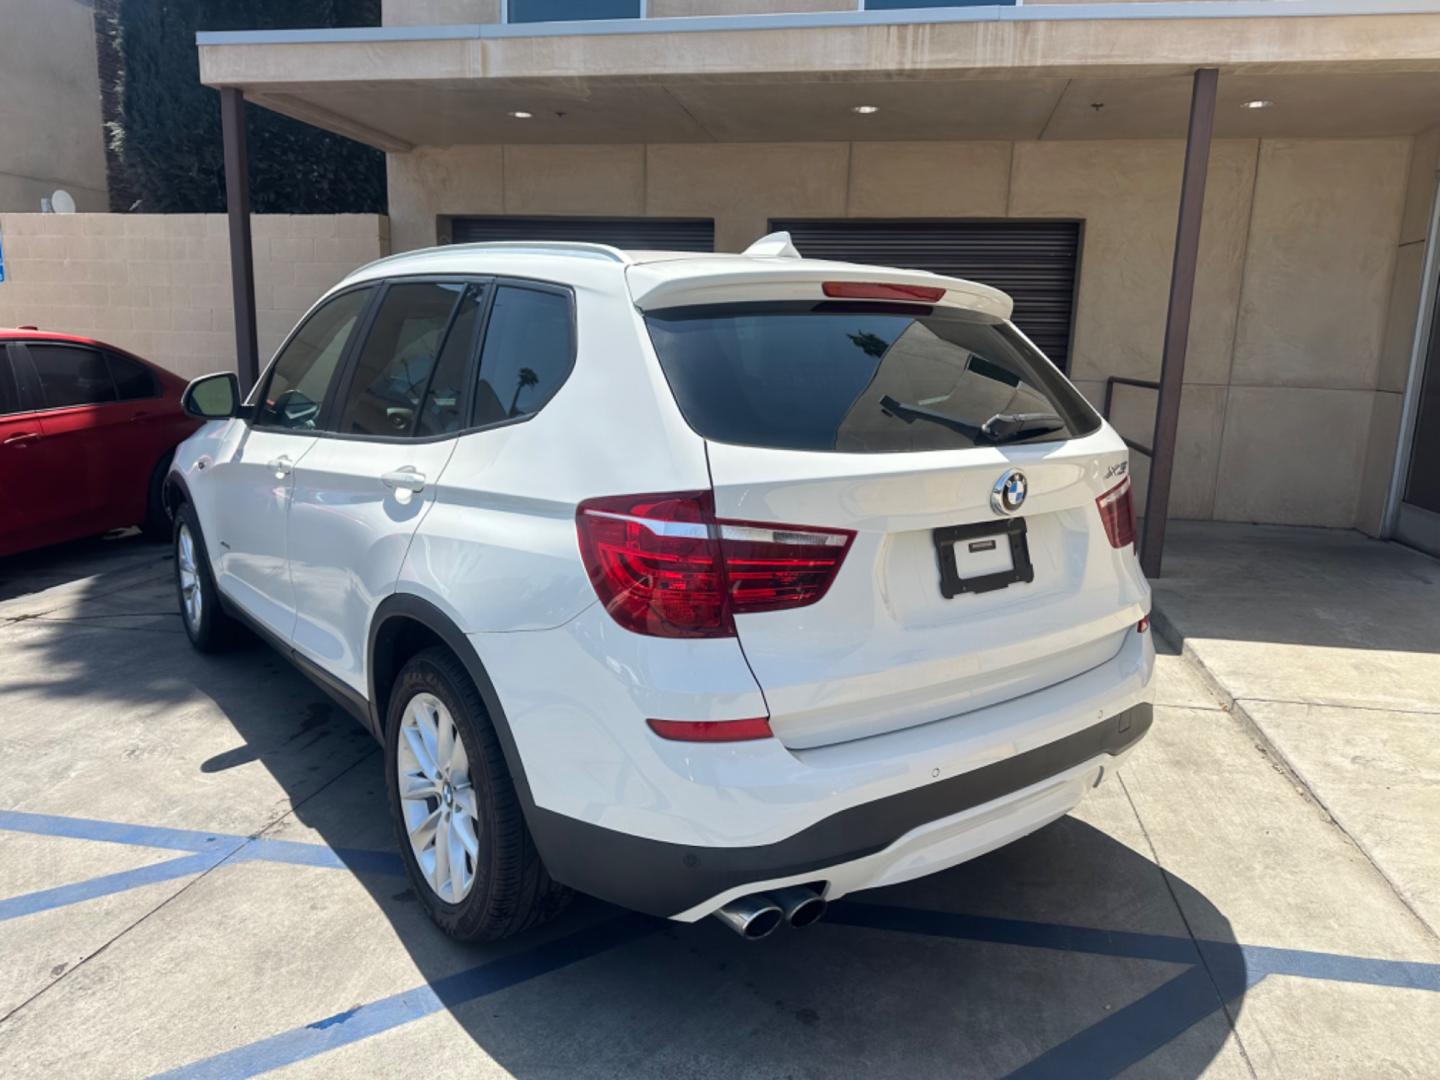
1096, 476, 1137, 550
575, 491, 854, 638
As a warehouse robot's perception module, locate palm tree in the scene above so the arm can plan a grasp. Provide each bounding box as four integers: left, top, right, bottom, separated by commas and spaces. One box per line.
508, 367, 539, 416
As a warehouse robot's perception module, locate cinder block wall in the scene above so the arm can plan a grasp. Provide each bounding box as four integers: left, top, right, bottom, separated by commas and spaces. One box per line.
0, 214, 390, 380
387, 135, 1414, 531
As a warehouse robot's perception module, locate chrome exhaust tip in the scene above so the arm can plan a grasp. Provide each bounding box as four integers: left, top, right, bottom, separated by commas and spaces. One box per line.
770, 885, 827, 929
713, 894, 784, 940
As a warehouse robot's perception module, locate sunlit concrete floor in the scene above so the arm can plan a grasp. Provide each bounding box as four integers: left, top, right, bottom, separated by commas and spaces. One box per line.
1152, 521, 1440, 938
0, 532, 1436, 1079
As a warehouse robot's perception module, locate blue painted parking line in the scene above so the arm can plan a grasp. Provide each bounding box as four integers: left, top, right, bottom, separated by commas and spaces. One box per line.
151, 914, 661, 1080
0, 810, 405, 922
1004, 965, 1231, 1080
0, 852, 225, 923
5, 809, 1439, 1079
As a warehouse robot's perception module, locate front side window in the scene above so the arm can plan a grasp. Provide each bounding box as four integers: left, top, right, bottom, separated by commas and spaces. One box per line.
27, 345, 117, 409
255, 287, 373, 431
645, 301, 1098, 454
335, 282, 467, 438
108, 353, 158, 401
473, 285, 574, 426
507, 0, 640, 22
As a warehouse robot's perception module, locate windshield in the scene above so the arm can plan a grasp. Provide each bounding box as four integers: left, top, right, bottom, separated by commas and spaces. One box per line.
644, 300, 1100, 454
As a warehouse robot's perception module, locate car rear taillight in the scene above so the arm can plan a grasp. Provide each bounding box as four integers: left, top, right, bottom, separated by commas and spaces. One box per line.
575, 491, 854, 638
822, 281, 946, 303
1097, 477, 1137, 550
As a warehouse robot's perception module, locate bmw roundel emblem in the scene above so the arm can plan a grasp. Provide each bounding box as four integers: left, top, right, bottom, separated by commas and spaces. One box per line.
991, 469, 1028, 516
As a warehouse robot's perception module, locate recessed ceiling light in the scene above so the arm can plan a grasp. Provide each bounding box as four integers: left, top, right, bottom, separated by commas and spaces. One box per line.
1242, 99, 1274, 110
508, 110, 533, 119
852, 105, 880, 115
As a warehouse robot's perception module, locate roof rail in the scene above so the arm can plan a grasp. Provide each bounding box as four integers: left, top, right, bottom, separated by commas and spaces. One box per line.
351, 240, 632, 278
446, 241, 632, 263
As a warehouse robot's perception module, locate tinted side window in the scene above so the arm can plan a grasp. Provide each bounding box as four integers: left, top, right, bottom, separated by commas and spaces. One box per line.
0, 354, 22, 416
255, 288, 372, 431
335, 282, 463, 438
28, 345, 117, 409
417, 284, 483, 438
108, 353, 158, 400
473, 285, 574, 427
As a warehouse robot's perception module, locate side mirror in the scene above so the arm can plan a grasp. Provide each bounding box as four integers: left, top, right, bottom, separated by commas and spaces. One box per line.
182, 372, 241, 420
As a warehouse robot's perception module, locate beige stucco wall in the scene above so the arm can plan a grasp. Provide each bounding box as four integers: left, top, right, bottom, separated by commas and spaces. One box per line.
388, 134, 1413, 530
0, 214, 389, 380
0, 0, 108, 212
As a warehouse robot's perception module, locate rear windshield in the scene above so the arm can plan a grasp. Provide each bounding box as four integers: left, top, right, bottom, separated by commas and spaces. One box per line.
645, 301, 1100, 454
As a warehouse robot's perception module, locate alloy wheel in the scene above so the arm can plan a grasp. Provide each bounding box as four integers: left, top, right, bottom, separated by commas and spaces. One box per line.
397, 692, 480, 903
177, 524, 203, 632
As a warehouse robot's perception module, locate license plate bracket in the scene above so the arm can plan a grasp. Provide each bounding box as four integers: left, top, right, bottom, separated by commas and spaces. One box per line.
934, 518, 1035, 599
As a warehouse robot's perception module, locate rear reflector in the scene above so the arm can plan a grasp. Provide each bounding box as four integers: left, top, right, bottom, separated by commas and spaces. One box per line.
647, 717, 774, 742
1096, 476, 1137, 550
576, 491, 854, 638
822, 281, 946, 303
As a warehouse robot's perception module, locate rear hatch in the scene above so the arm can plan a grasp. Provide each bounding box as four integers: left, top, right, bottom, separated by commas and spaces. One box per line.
636, 268, 1147, 750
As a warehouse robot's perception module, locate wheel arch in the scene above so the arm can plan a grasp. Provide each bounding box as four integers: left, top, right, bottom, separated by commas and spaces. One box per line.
162, 469, 192, 519
366, 594, 541, 825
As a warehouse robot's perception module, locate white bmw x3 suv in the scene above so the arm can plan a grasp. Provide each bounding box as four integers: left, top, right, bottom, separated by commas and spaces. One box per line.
168, 233, 1153, 942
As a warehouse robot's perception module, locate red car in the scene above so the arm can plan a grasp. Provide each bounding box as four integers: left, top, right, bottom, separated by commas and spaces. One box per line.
0, 329, 201, 557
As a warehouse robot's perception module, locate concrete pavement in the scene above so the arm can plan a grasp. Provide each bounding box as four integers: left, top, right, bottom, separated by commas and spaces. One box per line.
0, 532, 1437, 1078
1151, 522, 1440, 938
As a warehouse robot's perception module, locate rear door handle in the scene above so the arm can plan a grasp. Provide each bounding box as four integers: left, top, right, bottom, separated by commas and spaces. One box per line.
268, 455, 294, 480
381, 468, 427, 494
2, 432, 40, 448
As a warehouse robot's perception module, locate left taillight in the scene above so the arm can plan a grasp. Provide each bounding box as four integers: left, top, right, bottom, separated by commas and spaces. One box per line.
1096, 476, 1137, 550
575, 491, 854, 638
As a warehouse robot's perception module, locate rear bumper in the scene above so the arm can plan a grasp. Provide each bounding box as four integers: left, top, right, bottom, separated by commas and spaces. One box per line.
528, 702, 1151, 918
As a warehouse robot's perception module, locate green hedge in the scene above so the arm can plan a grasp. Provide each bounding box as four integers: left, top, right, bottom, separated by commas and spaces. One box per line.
98, 0, 385, 213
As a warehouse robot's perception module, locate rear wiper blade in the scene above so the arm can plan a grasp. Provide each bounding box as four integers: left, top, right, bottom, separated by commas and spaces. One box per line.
881, 398, 1064, 444
879, 395, 982, 440
981, 411, 1065, 443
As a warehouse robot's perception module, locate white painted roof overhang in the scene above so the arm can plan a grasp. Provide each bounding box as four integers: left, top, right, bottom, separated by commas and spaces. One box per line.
196, 1, 1440, 151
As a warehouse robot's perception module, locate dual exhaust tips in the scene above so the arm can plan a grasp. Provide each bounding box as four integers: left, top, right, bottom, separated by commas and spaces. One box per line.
713, 885, 827, 940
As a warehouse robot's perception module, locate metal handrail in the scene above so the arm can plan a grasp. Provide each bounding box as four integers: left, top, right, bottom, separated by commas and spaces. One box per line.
1100, 376, 1160, 458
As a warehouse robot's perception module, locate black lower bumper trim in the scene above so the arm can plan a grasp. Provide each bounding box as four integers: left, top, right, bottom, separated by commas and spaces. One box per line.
529, 702, 1153, 917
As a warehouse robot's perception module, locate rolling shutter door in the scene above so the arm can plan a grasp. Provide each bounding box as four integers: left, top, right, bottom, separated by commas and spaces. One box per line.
449, 216, 714, 252
771, 219, 1081, 371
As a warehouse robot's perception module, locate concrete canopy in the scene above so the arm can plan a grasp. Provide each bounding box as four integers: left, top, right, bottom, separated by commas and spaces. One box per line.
195, 7, 1440, 150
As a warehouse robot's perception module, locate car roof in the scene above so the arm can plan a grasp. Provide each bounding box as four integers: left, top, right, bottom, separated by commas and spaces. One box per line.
0, 328, 115, 347
341, 240, 1013, 320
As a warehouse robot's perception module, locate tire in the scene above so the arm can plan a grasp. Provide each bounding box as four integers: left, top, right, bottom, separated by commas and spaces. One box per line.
385, 646, 571, 941
141, 452, 175, 541
173, 502, 237, 653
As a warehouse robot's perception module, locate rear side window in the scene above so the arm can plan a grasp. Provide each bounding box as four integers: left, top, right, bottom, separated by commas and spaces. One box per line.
108, 353, 158, 400
335, 281, 465, 438
255, 287, 373, 431
27, 345, 117, 409
472, 285, 574, 426
644, 302, 1099, 454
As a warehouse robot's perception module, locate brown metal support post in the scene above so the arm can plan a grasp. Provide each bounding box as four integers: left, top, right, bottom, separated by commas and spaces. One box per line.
220, 86, 259, 394
1140, 67, 1218, 578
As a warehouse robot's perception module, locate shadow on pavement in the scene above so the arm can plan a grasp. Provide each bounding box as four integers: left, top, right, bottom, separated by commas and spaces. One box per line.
4, 535, 1248, 1078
